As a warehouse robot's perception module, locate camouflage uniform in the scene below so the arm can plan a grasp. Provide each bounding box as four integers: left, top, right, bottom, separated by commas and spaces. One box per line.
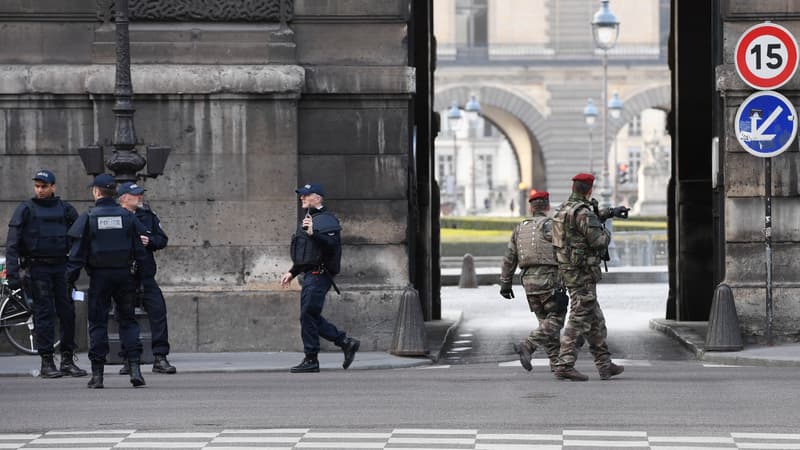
500, 211, 566, 368
551, 193, 616, 376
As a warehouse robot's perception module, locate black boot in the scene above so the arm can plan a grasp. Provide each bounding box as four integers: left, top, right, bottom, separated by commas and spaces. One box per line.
118, 359, 131, 375
128, 359, 146, 387
152, 355, 177, 374
40, 354, 63, 378
60, 351, 88, 377
341, 337, 360, 369
87, 361, 104, 389
290, 354, 320, 373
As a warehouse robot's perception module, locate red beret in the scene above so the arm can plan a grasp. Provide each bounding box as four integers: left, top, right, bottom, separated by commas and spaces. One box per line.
572, 173, 595, 185
528, 190, 549, 202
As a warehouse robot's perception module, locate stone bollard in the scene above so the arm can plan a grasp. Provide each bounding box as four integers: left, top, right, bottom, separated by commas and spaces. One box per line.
458, 253, 478, 288
390, 284, 428, 356
705, 283, 743, 351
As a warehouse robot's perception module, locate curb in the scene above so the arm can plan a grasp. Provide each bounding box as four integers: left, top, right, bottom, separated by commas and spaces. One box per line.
649, 319, 800, 368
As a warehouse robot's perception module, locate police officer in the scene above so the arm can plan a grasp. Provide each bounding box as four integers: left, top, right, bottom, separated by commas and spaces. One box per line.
500, 190, 567, 373
5, 170, 87, 378
280, 183, 360, 373
116, 182, 176, 375
66, 174, 147, 388
550, 173, 627, 381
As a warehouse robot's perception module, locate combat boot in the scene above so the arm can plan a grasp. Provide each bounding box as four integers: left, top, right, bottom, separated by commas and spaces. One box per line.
59, 351, 88, 377
152, 355, 177, 374
599, 362, 625, 380
87, 361, 104, 389
554, 367, 589, 382
119, 360, 130, 375
291, 354, 320, 373
512, 341, 533, 372
39, 353, 63, 378
341, 337, 360, 369
128, 358, 146, 387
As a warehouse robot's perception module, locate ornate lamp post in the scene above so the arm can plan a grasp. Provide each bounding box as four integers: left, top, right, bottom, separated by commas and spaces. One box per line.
584, 98, 599, 174
78, 0, 171, 181
446, 102, 462, 209
608, 91, 625, 202
591, 0, 620, 210
464, 95, 481, 213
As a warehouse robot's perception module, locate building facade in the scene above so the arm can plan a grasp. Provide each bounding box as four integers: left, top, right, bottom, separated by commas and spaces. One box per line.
0, 0, 435, 352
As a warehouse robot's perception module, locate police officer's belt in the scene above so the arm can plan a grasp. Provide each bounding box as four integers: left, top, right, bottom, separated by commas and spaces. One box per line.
27, 256, 67, 265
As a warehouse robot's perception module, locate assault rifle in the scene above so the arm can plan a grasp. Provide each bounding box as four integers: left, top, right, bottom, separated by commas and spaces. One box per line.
589, 198, 630, 272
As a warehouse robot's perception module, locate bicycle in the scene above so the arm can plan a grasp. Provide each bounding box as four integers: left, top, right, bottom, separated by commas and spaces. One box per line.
0, 282, 60, 355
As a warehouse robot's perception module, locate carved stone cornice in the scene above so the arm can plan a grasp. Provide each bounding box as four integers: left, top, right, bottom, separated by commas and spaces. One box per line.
98, 0, 293, 22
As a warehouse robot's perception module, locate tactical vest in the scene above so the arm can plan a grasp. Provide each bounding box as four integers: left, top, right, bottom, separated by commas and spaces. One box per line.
289, 211, 342, 275
552, 200, 600, 267
516, 216, 556, 268
23, 200, 69, 257
88, 205, 133, 269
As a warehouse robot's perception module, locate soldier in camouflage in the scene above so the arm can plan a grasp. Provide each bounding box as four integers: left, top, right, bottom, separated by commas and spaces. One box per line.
499, 190, 567, 372
550, 173, 627, 381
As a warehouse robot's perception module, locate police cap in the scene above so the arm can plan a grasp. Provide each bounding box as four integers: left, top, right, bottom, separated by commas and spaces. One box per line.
117, 182, 146, 196
88, 174, 117, 189
32, 170, 56, 184
295, 183, 325, 197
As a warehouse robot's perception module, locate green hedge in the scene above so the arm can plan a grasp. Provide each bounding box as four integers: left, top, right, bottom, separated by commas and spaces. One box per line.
441, 216, 666, 232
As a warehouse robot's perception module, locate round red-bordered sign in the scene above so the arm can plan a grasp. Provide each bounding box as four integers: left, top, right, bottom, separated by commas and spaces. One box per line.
735, 22, 799, 90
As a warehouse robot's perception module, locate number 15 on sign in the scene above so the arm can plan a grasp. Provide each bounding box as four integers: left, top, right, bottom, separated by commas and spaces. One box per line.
735, 22, 799, 90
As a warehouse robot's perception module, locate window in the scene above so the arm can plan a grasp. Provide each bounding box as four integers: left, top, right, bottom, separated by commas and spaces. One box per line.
478, 154, 493, 189
455, 0, 488, 48
627, 147, 641, 183
628, 115, 642, 137
438, 154, 454, 179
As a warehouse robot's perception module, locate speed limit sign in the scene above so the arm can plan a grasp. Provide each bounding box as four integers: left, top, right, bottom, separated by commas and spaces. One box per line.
735, 22, 799, 90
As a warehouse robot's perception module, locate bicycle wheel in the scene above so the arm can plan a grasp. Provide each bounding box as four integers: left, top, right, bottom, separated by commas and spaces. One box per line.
0, 291, 60, 355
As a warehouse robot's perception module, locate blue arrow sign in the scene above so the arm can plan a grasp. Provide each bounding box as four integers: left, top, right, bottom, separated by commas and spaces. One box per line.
735, 91, 798, 158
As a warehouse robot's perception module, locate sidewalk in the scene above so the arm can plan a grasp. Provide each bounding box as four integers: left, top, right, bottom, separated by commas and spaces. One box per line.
0, 313, 461, 377
650, 319, 800, 367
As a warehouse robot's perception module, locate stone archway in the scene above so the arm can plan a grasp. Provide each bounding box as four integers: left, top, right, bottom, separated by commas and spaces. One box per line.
610, 84, 672, 139
435, 85, 549, 192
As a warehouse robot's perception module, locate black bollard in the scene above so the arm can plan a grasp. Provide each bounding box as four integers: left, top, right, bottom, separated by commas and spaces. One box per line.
704, 283, 743, 351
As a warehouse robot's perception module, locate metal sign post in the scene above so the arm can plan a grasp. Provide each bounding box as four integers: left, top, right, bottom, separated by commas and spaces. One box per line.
764, 157, 773, 345
735, 90, 796, 345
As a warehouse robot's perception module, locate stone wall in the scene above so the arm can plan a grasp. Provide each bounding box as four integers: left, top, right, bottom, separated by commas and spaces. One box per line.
0, 0, 417, 352
717, 1, 800, 343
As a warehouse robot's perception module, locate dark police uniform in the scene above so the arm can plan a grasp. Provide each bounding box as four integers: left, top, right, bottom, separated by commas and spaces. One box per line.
66, 181, 148, 388
288, 184, 359, 373
5, 189, 86, 377
117, 196, 175, 375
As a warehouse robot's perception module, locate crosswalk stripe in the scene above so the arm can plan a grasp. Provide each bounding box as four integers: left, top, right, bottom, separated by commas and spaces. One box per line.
477, 433, 562, 441
45, 430, 133, 435
732, 433, 800, 440
115, 443, 206, 448
393, 429, 478, 434
476, 445, 561, 450
649, 436, 735, 443
29, 438, 124, 444
295, 443, 385, 448
651, 446, 735, 450
0, 445, 23, 450
221, 429, 309, 434
563, 439, 650, 447
304, 432, 391, 439
564, 430, 648, 437
129, 432, 218, 438
0, 434, 40, 439
388, 437, 476, 444
212, 437, 302, 443
737, 444, 800, 449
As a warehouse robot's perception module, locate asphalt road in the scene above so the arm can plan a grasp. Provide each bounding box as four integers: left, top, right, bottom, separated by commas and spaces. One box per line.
1, 283, 798, 436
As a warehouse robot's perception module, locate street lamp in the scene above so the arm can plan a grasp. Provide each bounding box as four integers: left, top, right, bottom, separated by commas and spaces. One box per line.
78, 0, 171, 182
447, 102, 462, 206
464, 95, 481, 213
608, 91, 625, 202
592, 0, 620, 209
584, 98, 599, 174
